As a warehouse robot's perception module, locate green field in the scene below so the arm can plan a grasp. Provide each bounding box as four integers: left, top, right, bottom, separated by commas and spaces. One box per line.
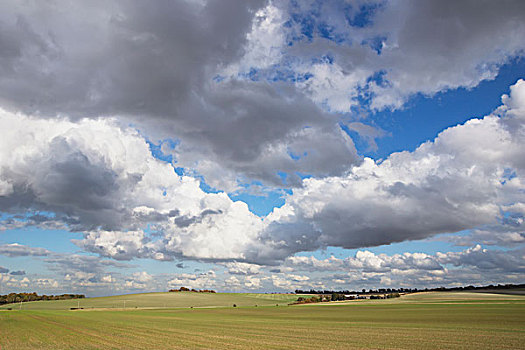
0, 292, 299, 310
1, 292, 524, 349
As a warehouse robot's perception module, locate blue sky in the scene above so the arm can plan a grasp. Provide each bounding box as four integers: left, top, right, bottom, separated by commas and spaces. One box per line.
0, 0, 524, 296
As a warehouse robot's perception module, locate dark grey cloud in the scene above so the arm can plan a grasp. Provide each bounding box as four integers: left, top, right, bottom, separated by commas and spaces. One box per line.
169, 79, 359, 188
174, 209, 222, 228
0, 213, 79, 232
0, 133, 129, 231
34, 139, 119, 218
9, 270, 25, 276
0, 0, 360, 190
0, 0, 264, 119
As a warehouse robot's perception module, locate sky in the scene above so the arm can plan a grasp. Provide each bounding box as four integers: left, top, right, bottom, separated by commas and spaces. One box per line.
0, 0, 524, 296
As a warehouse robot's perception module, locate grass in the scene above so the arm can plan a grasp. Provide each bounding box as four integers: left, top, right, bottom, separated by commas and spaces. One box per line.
1, 292, 524, 349
0, 292, 300, 310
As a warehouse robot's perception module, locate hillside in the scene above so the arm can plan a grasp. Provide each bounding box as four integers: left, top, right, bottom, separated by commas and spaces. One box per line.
0, 292, 300, 310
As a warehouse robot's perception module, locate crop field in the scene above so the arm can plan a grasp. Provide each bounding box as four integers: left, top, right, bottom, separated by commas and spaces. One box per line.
0, 292, 300, 311
1, 292, 524, 349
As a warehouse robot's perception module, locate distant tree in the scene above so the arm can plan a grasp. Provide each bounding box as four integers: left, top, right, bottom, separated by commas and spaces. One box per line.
0, 292, 84, 305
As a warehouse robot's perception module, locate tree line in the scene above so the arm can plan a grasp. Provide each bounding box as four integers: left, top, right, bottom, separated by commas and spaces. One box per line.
0, 292, 85, 305
294, 283, 524, 295
294, 288, 417, 295
292, 292, 401, 305
168, 287, 216, 293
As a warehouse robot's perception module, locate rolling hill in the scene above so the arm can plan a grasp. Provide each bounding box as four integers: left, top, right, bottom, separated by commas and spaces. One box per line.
0, 292, 301, 310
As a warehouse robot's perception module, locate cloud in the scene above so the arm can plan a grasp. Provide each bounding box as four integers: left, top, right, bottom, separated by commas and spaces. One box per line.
3, 276, 31, 289
1, 0, 523, 195
277, 245, 525, 290
436, 245, 525, 273
0, 0, 523, 270
366, 0, 525, 110
170, 80, 359, 189
45, 253, 132, 275
74, 230, 152, 261
1, 79, 524, 265
9, 270, 25, 276
0, 0, 264, 119
130, 271, 152, 283
168, 270, 217, 290
443, 225, 525, 248
243, 276, 264, 289
222, 262, 261, 276
286, 251, 443, 273
1, 243, 522, 294
0, 111, 264, 261
223, 276, 242, 290
0, 0, 359, 190
271, 273, 323, 291
0, 213, 71, 232
231, 0, 525, 111
123, 271, 154, 290
33, 278, 59, 289
0, 247, 134, 294
101, 275, 115, 283
249, 79, 525, 262
0, 266, 8, 274
0, 243, 51, 257
345, 122, 387, 151
0, 242, 137, 293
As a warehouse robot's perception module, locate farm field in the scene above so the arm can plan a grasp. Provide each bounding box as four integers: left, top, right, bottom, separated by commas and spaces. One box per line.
1, 292, 524, 349
0, 292, 299, 310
